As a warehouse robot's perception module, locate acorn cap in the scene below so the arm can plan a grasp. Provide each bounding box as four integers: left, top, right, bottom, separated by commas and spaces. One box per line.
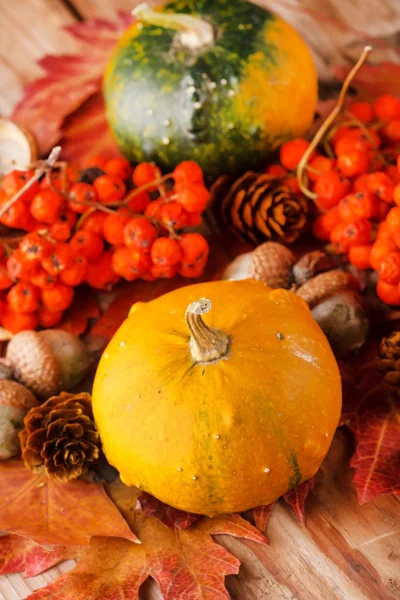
6, 331, 61, 398
248, 241, 296, 289
295, 269, 360, 308
0, 380, 38, 460
0, 379, 38, 410
0, 119, 38, 175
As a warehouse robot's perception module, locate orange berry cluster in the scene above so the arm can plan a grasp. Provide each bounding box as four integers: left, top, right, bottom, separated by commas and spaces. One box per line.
0, 156, 210, 332
269, 93, 400, 306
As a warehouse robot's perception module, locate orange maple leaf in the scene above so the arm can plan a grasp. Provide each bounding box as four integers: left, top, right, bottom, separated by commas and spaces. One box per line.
0, 460, 138, 547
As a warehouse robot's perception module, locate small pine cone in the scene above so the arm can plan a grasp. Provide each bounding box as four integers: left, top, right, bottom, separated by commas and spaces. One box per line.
19, 392, 100, 482
377, 331, 400, 386
248, 242, 295, 289
295, 269, 360, 308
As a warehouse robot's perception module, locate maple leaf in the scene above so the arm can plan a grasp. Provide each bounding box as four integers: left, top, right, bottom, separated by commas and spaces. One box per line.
0, 534, 79, 578
283, 478, 315, 523
0, 460, 138, 547
253, 502, 276, 535
28, 513, 266, 600
59, 286, 100, 336
11, 13, 132, 155
139, 492, 200, 530
333, 62, 400, 100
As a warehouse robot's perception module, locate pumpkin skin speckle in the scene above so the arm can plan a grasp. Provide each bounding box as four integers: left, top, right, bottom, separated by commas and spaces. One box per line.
93, 280, 341, 516
103, 0, 318, 180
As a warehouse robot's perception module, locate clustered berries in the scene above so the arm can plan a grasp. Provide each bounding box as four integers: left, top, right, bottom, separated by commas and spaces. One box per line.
267, 93, 400, 306
0, 156, 210, 332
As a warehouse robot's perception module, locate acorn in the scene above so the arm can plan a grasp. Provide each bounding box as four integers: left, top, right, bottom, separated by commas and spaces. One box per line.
0, 380, 38, 460
6, 330, 89, 398
222, 242, 295, 289
295, 269, 360, 308
293, 250, 344, 286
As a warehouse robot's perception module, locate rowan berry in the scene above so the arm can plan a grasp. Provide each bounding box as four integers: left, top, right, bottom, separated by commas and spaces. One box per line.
179, 257, 207, 278
7, 282, 39, 314
185, 211, 202, 227
376, 279, 400, 305
280, 138, 312, 170
103, 209, 131, 246
84, 155, 107, 170
348, 101, 374, 123
398, 155, 400, 173
126, 190, 150, 213
385, 165, 400, 185
30, 268, 58, 289
307, 155, 335, 183
377, 201, 390, 221
283, 176, 301, 194
41, 243, 75, 276
50, 222, 71, 242
140, 271, 157, 282
376, 220, 393, 243
112, 247, 151, 281
85, 251, 120, 290
0, 199, 33, 230
315, 171, 351, 210
69, 182, 97, 214
144, 198, 164, 220
151, 263, 179, 279
370, 241, 397, 271
31, 189, 64, 224
337, 150, 369, 177
2, 307, 38, 333
331, 126, 353, 146
173, 161, 204, 185
93, 175, 126, 204
104, 157, 131, 180
352, 174, 369, 193
330, 219, 372, 252
348, 244, 372, 270
160, 202, 187, 230
334, 129, 380, 155
1, 169, 40, 203
6, 251, 38, 281
383, 119, 400, 141
69, 230, 104, 262
41, 283, 74, 312
19, 233, 52, 262
124, 218, 157, 252
38, 306, 64, 328
0, 265, 14, 291
80, 210, 107, 235
132, 162, 162, 191
266, 164, 287, 177
378, 252, 400, 284
59, 208, 77, 229
178, 233, 209, 266
151, 237, 182, 267
366, 172, 394, 203
60, 255, 88, 286
373, 94, 400, 121
176, 184, 210, 213
338, 191, 379, 222
386, 207, 400, 233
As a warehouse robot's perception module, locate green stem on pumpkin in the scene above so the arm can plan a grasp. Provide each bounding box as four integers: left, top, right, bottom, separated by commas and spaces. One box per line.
185, 298, 230, 364
132, 3, 214, 49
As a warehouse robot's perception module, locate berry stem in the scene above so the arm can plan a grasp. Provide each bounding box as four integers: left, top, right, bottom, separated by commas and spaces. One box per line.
297, 46, 372, 200
122, 173, 172, 205
0, 146, 61, 220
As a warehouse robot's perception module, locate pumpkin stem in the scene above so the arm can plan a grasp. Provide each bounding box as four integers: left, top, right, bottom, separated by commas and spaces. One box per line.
132, 4, 214, 50
185, 298, 230, 364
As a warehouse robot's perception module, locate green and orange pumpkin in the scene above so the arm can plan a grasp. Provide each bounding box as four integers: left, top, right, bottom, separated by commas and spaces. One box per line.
104, 0, 318, 179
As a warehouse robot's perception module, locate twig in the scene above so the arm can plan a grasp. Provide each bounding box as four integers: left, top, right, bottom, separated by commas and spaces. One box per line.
297, 46, 372, 200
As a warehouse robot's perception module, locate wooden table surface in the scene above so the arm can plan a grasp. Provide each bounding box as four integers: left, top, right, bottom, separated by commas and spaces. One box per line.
0, 1, 400, 599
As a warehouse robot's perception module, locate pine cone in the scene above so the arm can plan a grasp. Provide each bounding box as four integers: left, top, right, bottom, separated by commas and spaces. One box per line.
19, 392, 100, 482
211, 172, 308, 244
377, 331, 400, 386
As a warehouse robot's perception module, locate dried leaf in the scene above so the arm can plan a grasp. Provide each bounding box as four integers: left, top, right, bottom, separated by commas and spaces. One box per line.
283, 478, 315, 523
339, 342, 400, 503
0, 534, 79, 578
139, 492, 200, 530
27, 512, 266, 600
11, 14, 132, 155
253, 502, 276, 535
333, 62, 400, 100
0, 460, 138, 547
59, 287, 100, 336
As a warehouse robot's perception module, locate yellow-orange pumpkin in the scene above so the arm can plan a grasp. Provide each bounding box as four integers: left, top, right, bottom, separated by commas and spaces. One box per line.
93, 280, 341, 515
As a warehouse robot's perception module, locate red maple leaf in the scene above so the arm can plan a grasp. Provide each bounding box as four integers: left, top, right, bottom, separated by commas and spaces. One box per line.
333, 62, 400, 100
252, 502, 276, 535
0, 534, 79, 578
11, 13, 133, 156
139, 492, 200, 530
0, 460, 137, 547
283, 478, 315, 523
